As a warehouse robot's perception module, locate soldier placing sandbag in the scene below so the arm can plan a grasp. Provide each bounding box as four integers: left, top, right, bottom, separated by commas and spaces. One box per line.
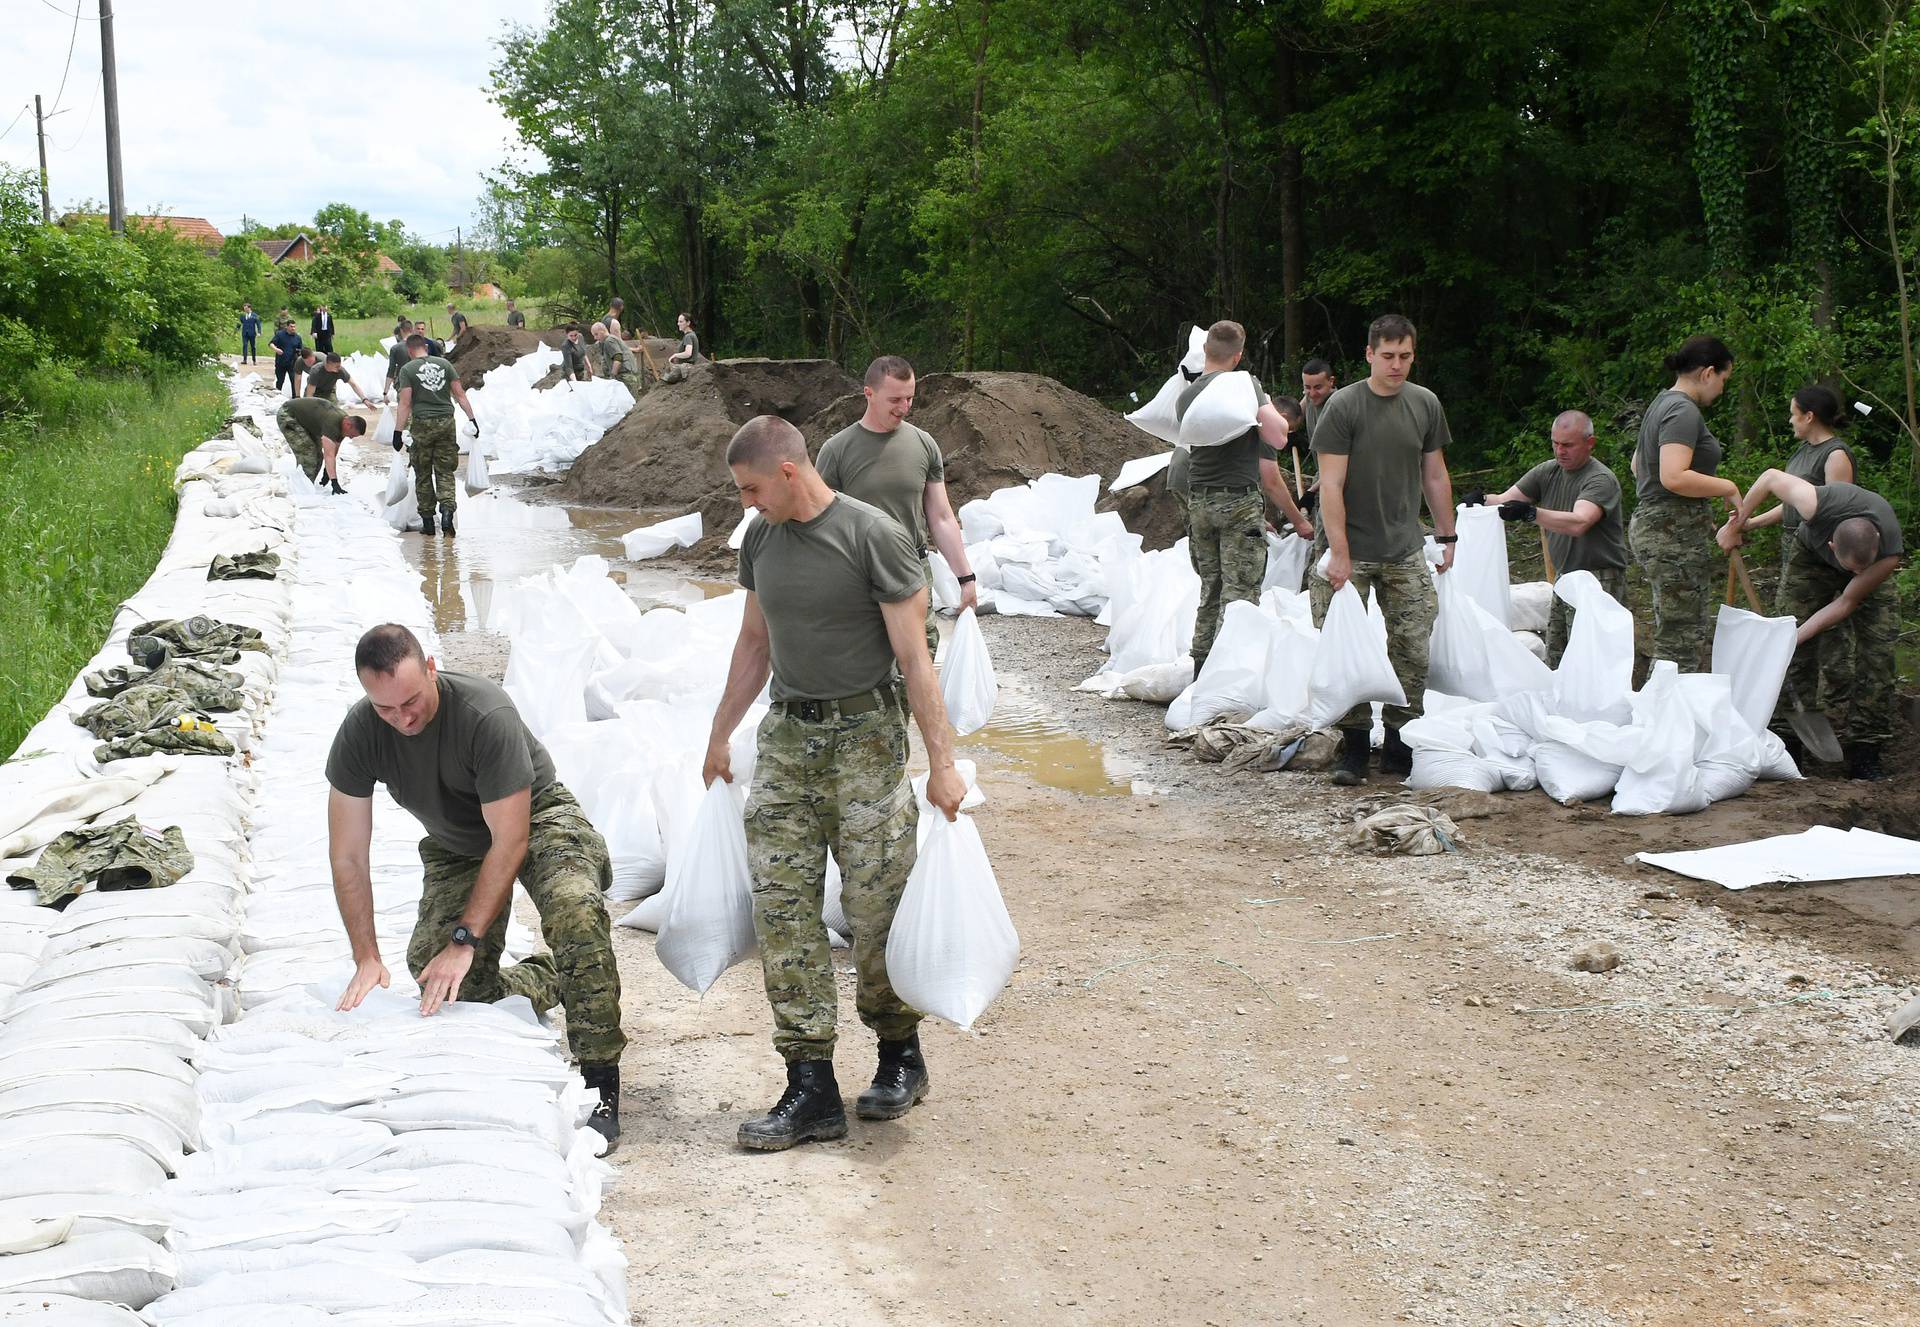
326, 624, 627, 1149
1719, 475, 1904, 780
1469, 409, 1628, 666
392, 334, 479, 537
702, 416, 965, 1153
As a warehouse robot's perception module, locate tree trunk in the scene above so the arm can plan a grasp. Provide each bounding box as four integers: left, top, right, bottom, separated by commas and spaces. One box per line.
1273, 24, 1304, 365
962, 0, 992, 371
1888, 135, 1920, 481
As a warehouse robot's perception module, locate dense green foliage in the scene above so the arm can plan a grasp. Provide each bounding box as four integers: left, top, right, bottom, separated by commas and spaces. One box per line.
488, 0, 1920, 499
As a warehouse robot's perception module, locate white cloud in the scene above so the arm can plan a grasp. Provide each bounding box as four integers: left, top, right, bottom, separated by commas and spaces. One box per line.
0, 1, 548, 238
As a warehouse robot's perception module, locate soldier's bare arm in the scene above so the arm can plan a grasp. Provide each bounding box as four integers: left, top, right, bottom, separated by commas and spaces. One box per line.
417, 787, 532, 1017
1799, 554, 1901, 644
1421, 449, 1457, 574
328, 789, 389, 1010
703, 593, 773, 786
922, 481, 978, 612
1318, 453, 1353, 590
881, 590, 964, 818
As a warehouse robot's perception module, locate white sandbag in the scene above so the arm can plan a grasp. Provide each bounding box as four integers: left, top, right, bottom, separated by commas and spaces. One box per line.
1302, 584, 1405, 730
1612, 669, 1710, 816
727, 507, 759, 551
1179, 324, 1207, 375
1427, 571, 1489, 701
0, 1231, 174, 1309
615, 893, 667, 933
1711, 604, 1798, 738
502, 630, 596, 741
1551, 569, 1635, 723
382, 453, 408, 508
1509, 580, 1552, 633
463, 448, 490, 497
1261, 532, 1311, 595
654, 780, 756, 994
620, 514, 703, 561
1452, 504, 1512, 627
371, 406, 396, 448
821, 853, 849, 942
598, 777, 665, 904
1185, 601, 1275, 726
884, 814, 1017, 1030
1176, 371, 1260, 449
0, 1139, 167, 1203
927, 552, 963, 613
1124, 374, 1187, 446
940, 608, 998, 736
1532, 740, 1622, 804
1248, 615, 1318, 729
0, 1293, 146, 1323
1108, 451, 1173, 493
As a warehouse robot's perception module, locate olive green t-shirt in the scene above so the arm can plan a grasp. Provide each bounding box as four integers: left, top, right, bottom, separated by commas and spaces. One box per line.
385, 343, 409, 384
561, 339, 590, 379
325, 670, 556, 858
1799, 482, 1904, 573
506, 309, 526, 328
449, 311, 468, 334
284, 396, 346, 442
1311, 379, 1452, 563
394, 355, 459, 418
594, 334, 637, 375
679, 330, 701, 363
305, 366, 348, 400
1633, 389, 1721, 506
1516, 457, 1627, 573
1177, 371, 1274, 490
738, 495, 925, 702
1781, 436, 1856, 534
816, 422, 946, 552
1168, 447, 1191, 499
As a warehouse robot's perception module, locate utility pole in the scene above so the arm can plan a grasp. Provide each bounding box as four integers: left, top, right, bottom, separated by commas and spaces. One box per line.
100, 0, 125, 235
454, 225, 463, 293
34, 95, 50, 224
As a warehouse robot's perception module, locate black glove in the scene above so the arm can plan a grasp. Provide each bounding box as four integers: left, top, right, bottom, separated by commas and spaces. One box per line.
1299, 487, 1320, 514
1460, 490, 1486, 507
470, 418, 481, 437
1498, 499, 1537, 523
393, 431, 407, 453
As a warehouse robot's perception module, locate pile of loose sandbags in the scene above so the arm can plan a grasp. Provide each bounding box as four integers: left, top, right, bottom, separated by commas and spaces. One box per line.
464, 350, 629, 475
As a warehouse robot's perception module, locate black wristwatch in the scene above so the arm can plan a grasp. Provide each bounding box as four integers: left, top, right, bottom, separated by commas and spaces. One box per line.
1434, 534, 1459, 544
450, 924, 477, 947
956, 574, 977, 585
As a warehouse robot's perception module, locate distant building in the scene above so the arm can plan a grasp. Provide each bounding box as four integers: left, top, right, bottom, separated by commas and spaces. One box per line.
471, 282, 504, 300
254, 234, 314, 264
58, 212, 225, 255
376, 253, 401, 275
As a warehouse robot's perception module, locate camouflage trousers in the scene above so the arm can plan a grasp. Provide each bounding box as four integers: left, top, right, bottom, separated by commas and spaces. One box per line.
408, 782, 626, 1066
1546, 567, 1629, 667
275, 405, 322, 477
1188, 486, 1269, 669
1310, 549, 1438, 731
6, 817, 194, 907
1776, 537, 1897, 744
1629, 501, 1720, 672
744, 695, 921, 1063
409, 415, 460, 519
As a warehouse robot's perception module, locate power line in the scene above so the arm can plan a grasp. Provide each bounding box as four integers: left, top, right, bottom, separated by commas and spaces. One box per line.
47, 0, 83, 116
28, 0, 101, 18
0, 102, 30, 145
53, 67, 99, 151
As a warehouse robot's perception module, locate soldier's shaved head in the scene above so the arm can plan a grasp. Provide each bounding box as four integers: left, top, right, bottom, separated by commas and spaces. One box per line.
1552, 409, 1595, 440
355, 624, 426, 676
1832, 516, 1883, 571
726, 415, 809, 473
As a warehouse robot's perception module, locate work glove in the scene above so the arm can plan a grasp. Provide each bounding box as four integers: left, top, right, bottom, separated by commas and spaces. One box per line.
394, 431, 407, 453
1299, 487, 1320, 514
1460, 490, 1486, 507
469, 418, 481, 437
1498, 499, 1537, 523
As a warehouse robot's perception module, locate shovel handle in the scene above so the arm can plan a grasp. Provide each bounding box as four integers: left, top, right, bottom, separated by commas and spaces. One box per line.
1727, 548, 1765, 615
1538, 527, 1556, 584
1290, 448, 1304, 500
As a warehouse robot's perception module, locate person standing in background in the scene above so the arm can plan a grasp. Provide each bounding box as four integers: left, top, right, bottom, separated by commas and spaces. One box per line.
239, 304, 262, 363
505, 299, 527, 330
311, 304, 335, 355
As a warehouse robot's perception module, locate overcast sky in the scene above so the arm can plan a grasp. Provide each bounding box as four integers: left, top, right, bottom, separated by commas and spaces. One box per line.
0, 0, 547, 241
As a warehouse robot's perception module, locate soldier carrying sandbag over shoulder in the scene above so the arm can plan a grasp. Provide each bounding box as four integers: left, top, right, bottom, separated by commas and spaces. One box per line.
703, 416, 965, 1153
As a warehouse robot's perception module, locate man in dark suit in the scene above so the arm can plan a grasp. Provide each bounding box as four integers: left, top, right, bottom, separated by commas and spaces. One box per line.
311, 304, 336, 355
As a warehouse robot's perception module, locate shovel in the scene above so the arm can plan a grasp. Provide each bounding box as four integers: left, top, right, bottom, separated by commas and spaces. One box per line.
1725, 547, 1843, 762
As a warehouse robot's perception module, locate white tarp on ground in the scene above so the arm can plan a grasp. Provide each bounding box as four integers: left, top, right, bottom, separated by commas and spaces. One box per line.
0, 372, 629, 1321
1637, 826, 1920, 891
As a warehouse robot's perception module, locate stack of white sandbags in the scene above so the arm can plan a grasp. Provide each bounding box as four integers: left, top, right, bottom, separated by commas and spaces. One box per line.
465, 351, 629, 474
936, 474, 1142, 618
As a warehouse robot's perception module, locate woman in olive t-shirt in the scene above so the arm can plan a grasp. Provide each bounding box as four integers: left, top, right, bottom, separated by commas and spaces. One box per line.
1627, 334, 1740, 671
1739, 385, 1856, 555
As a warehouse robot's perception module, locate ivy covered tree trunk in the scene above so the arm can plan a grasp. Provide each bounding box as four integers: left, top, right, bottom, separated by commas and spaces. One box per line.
1780, 18, 1841, 327
1682, 0, 1754, 276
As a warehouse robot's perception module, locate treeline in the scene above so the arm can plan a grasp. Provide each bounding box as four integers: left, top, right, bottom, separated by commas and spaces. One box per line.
486, 0, 1920, 496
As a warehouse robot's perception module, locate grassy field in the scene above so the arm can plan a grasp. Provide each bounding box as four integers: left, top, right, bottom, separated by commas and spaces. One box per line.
0, 369, 230, 757
328, 298, 513, 356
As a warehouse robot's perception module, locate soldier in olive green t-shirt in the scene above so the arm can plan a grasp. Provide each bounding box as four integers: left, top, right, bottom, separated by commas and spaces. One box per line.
392, 337, 479, 534
701, 415, 965, 1154
589, 322, 638, 378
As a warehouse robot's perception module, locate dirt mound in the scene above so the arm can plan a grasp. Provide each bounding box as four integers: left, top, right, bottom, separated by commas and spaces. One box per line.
1103, 469, 1184, 552
558, 359, 861, 527
447, 325, 544, 389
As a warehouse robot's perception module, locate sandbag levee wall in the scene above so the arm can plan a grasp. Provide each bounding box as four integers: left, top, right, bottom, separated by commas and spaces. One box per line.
0, 375, 627, 1324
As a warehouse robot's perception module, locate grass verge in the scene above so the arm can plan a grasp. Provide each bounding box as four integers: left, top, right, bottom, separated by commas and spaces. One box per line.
330, 299, 511, 356
0, 367, 230, 757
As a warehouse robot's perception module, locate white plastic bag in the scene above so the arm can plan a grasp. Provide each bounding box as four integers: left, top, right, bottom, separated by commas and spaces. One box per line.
1427, 572, 1490, 701
940, 608, 998, 736
1303, 584, 1405, 730
1452, 504, 1512, 627
1124, 374, 1187, 446
1711, 604, 1798, 738
1612, 667, 1710, 816
599, 776, 665, 904
1509, 580, 1552, 633
371, 406, 396, 447
1178, 323, 1208, 376
463, 448, 491, 497
1551, 570, 1636, 723
1261, 532, 1311, 595
382, 453, 408, 508
621, 513, 703, 560
1187, 600, 1275, 726
654, 780, 756, 993
884, 814, 1018, 1030
1176, 371, 1260, 449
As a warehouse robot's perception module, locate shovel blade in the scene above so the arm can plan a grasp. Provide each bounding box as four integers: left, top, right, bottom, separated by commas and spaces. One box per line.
1788, 707, 1844, 764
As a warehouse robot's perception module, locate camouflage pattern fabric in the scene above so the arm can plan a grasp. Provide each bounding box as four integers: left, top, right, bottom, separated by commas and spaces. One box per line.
919, 558, 940, 659
410, 415, 460, 520
407, 782, 626, 1065
208, 551, 281, 581
1545, 568, 1629, 667
75, 685, 205, 740
84, 657, 245, 702
95, 725, 235, 764
275, 403, 322, 477
744, 698, 921, 1064
1187, 487, 1268, 669
1628, 502, 1720, 671
7, 817, 194, 907
1309, 549, 1438, 731
1775, 536, 1896, 744
126, 617, 266, 670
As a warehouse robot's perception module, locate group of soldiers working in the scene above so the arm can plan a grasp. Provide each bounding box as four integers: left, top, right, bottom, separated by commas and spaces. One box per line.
326, 353, 969, 1154
556, 299, 705, 387
1173, 317, 1905, 784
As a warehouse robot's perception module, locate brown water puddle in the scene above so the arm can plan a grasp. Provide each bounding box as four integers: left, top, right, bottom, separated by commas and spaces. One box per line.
964, 685, 1136, 798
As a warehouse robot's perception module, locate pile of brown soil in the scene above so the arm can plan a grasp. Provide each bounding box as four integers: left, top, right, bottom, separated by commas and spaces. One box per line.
1103, 468, 1184, 552
529, 336, 681, 391
446, 325, 544, 389
557, 359, 861, 528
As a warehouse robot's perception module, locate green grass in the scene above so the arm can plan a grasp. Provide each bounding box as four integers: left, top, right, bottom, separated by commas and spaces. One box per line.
329, 299, 513, 356
0, 369, 230, 757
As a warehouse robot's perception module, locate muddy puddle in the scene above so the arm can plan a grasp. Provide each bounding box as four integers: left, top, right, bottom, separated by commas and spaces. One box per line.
961, 685, 1138, 798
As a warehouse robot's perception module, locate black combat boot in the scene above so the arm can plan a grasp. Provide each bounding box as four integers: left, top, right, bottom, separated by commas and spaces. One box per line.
738, 1060, 847, 1151
440, 506, 457, 537
856, 1032, 930, 1121
1845, 742, 1884, 782
581, 1062, 620, 1153
1380, 726, 1414, 778
1330, 728, 1370, 786
419, 514, 435, 536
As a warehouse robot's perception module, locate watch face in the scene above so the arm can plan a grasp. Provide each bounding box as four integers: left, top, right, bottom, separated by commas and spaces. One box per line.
452, 925, 474, 946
